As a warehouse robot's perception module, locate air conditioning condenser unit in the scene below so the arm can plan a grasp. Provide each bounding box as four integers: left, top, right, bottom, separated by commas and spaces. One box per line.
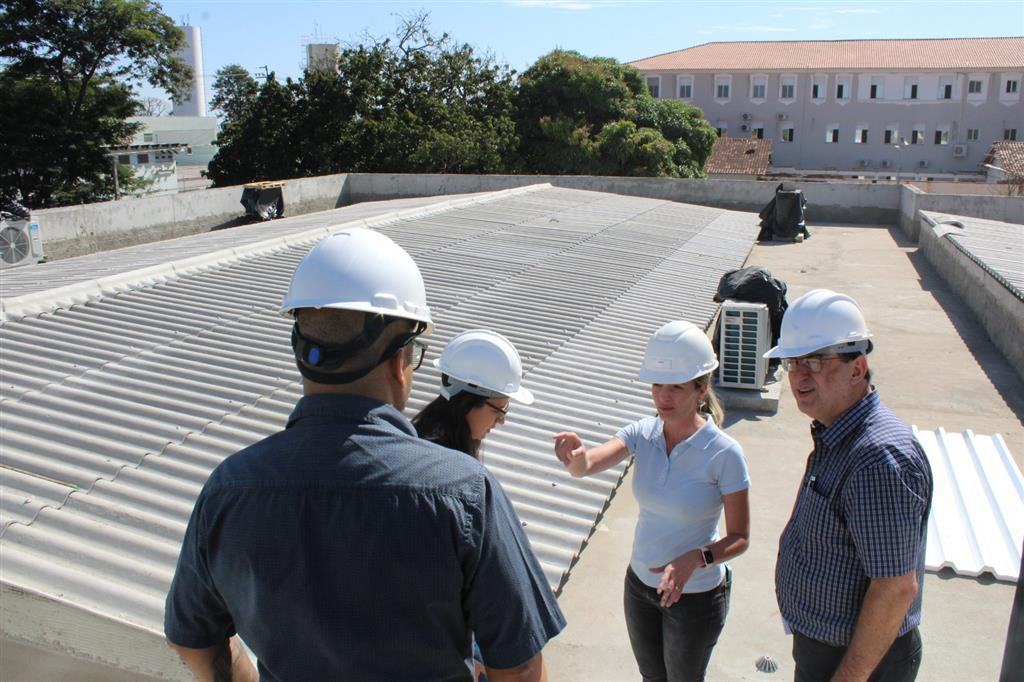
953, 144, 968, 157
776, 113, 788, 121
0, 218, 44, 269
718, 300, 771, 390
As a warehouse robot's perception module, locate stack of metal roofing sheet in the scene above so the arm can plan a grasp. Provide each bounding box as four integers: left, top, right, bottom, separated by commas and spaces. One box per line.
915, 427, 1023, 581
0, 185, 759, 647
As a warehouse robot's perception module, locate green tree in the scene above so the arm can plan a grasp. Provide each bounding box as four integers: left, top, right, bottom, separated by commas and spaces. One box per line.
514, 50, 716, 178
206, 13, 518, 185
205, 74, 301, 186
0, 0, 190, 206
210, 64, 260, 122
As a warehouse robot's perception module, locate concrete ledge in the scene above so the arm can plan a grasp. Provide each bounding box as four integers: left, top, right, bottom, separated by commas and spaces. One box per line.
716, 379, 781, 414
919, 215, 1024, 385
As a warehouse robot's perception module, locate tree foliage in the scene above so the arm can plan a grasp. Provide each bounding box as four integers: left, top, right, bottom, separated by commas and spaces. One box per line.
206, 13, 518, 186
211, 64, 260, 122
0, 0, 190, 206
513, 50, 716, 177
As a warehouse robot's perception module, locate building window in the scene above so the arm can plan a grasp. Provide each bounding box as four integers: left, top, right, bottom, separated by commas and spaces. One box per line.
812, 75, 827, 101
752, 127, 764, 139
779, 75, 796, 100
143, 133, 155, 142
836, 83, 846, 99
942, 84, 953, 99
1006, 129, 1019, 141
812, 83, 820, 99
884, 128, 896, 145
904, 77, 920, 100
646, 76, 660, 98
1008, 80, 1019, 94
854, 127, 868, 144
870, 84, 878, 99
751, 74, 767, 100
716, 76, 731, 99
934, 129, 949, 145
716, 123, 728, 137
678, 76, 693, 99
966, 128, 979, 141
117, 154, 131, 165
781, 127, 795, 142
136, 153, 150, 164
911, 128, 925, 145
968, 79, 983, 94
826, 126, 839, 143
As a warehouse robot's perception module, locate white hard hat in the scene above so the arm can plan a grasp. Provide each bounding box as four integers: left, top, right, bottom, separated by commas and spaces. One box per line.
280, 227, 433, 331
764, 288, 872, 359
434, 330, 534, 404
638, 321, 719, 384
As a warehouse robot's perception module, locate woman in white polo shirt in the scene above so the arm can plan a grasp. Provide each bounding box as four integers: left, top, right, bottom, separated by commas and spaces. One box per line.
553, 320, 750, 682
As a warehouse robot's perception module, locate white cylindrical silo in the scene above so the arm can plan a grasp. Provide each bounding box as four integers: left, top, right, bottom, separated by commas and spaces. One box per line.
173, 24, 207, 117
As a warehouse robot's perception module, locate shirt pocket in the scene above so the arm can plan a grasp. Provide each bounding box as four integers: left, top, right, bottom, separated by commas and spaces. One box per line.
796, 488, 849, 552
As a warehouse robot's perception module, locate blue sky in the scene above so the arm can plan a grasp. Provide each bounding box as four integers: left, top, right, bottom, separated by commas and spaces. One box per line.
144, 0, 1024, 105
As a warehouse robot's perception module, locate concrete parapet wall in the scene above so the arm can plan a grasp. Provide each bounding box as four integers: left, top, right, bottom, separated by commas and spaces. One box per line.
919, 217, 1024, 384
34, 174, 348, 260
30, 171, 1020, 261
344, 173, 901, 225
900, 183, 1023, 242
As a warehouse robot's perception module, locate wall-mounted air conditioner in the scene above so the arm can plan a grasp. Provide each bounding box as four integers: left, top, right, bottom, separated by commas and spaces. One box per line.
742, 113, 752, 121
918, 160, 930, 168
952, 144, 968, 157
0, 219, 44, 269
741, 124, 750, 132
718, 300, 771, 390
880, 160, 892, 168
858, 159, 870, 167
776, 113, 789, 121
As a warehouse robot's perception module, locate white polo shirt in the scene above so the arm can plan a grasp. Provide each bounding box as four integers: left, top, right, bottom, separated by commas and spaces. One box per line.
616, 416, 750, 592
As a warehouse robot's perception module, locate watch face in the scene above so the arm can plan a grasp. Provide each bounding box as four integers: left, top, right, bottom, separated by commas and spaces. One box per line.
702, 548, 714, 566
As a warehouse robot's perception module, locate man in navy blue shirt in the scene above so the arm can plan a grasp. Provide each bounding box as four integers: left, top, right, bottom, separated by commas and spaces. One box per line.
164, 228, 565, 681
766, 289, 932, 682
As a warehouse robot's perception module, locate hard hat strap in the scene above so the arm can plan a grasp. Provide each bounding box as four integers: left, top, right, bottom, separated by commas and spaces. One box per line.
291, 317, 427, 385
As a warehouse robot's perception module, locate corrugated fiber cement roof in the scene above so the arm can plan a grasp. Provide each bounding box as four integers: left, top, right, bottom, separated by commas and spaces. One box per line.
0, 184, 759, 638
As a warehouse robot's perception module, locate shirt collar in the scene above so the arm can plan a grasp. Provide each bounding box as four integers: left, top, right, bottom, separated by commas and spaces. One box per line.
658, 415, 718, 453
286, 393, 417, 436
811, 388, 879, 449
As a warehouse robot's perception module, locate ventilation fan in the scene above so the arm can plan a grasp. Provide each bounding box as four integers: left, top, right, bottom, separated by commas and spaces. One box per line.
0, 219, 44, 269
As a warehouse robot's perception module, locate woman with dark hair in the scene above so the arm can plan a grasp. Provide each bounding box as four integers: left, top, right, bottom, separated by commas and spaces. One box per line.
413, 329, 533, 459
413, 330, 534, 680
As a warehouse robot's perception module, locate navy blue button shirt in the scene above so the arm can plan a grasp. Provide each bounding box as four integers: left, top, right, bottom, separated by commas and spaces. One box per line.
165, 394, 565, 681
775, 390, 932, 646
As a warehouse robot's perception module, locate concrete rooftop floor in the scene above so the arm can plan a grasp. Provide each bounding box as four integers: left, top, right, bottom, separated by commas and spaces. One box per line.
545, 222, 1024, 681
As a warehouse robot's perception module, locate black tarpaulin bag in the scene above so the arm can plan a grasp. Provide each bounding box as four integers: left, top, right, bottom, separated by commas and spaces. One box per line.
758, 182, 809, 242
712, 266, 790, 367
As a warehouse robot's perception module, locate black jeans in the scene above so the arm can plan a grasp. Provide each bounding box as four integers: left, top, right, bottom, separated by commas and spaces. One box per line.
792, 628, 922, 682
623, 565, 731, 682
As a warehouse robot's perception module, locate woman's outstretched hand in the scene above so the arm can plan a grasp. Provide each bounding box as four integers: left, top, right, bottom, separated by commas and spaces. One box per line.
552, 431, 585, 467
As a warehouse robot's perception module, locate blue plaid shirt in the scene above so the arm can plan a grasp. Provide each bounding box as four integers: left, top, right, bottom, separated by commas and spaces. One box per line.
775, 389, 932, 646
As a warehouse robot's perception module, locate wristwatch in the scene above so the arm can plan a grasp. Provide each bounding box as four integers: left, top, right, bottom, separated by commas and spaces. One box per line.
700, 546, 714, 567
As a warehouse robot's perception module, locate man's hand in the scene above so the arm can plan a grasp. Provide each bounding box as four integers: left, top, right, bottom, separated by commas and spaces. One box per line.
168, 636, 258, 682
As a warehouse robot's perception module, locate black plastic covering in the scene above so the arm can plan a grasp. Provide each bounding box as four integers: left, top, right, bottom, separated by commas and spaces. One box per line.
712, 265, 790, 367
240, 186, 285, 221
758, 182, 809, 242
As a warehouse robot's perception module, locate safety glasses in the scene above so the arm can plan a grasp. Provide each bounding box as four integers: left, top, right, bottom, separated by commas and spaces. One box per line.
781, 354, 839, 373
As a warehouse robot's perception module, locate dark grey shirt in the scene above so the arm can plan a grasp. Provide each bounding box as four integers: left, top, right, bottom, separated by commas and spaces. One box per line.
165, 394, 565, 681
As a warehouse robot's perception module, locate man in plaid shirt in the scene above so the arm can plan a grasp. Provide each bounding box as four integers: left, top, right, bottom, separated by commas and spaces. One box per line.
766, 289, 932, 682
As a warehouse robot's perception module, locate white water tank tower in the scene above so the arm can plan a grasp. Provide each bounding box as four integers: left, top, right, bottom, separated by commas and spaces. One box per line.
173, 24, 207, 117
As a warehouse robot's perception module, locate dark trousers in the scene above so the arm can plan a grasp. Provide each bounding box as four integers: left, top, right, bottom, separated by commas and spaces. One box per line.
623, 565, 731, 682
792, 628, 922, 682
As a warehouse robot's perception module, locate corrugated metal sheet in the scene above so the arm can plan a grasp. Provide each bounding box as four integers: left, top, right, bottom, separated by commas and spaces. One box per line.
915, 427, 1023, 581
0, 185, 759, 637
922, 211, 1024, 301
